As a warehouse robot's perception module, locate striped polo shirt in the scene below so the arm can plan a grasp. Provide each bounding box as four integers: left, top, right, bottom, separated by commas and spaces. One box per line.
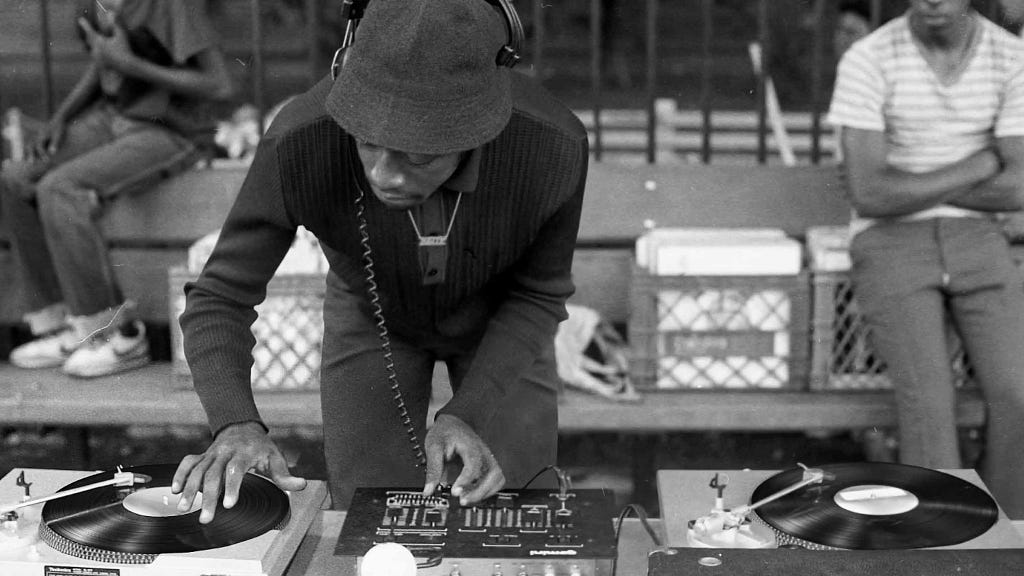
827, 11, 1024, 234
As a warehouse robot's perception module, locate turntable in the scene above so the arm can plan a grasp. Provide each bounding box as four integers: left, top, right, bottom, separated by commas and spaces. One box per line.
649, 465, 1024, 576
658, 465, 1023, 550
0, 466, 328, 576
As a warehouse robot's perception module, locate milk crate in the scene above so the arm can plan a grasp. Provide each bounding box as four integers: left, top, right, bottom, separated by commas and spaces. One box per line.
168, 266, 326, 391
628, 269, 811, 390
809, 271, 973, 391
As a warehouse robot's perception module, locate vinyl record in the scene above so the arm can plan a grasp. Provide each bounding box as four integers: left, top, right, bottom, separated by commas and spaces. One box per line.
752, 462, 998, 550
39, 463, 290, 563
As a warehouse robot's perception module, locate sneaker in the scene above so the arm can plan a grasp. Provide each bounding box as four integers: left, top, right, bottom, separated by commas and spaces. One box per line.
9, 328, 80, 369
62, 320, 151, 379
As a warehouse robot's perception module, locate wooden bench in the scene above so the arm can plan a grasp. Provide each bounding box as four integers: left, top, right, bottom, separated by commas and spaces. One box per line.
3, 160, 853, 326
0, 160, 993, 472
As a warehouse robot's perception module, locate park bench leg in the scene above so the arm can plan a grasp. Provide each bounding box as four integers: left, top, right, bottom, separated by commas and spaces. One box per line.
630, 435, 659, 515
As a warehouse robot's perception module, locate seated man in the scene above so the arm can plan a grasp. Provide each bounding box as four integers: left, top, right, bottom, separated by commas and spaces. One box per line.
830, 0, 1024, 518
1, 0, 233, 377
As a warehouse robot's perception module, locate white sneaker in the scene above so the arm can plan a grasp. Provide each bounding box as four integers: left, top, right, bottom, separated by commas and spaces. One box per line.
9, 328, 80, 369
62, 321, 151, 379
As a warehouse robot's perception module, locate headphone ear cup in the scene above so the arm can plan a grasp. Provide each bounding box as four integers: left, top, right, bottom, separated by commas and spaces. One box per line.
488, 0, 523, 68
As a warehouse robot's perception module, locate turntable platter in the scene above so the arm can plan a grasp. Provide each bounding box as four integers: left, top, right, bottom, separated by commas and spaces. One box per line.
40, 464, 291, 562
752, 463, 999, 550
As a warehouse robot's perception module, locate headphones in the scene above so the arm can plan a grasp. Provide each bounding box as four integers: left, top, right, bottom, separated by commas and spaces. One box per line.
331, 0, 524, 80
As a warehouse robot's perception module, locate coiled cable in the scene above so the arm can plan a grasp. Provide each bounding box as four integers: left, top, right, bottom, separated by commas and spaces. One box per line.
353, 177, 428, 468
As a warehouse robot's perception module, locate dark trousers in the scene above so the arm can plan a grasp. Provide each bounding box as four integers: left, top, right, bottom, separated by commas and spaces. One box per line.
319, 272, 560, 509
850, 217, 1024, 518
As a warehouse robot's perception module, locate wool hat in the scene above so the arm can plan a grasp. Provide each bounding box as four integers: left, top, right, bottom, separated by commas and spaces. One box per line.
326, 0, 513, 155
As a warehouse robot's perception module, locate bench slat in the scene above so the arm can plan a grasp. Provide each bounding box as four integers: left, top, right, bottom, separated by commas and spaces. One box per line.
578, 163, 847, 244
92, 163, 848, 247
0, 363, 987, 432
570, 249, 633, 324
111, 248, 190, 322
99, 166, 247, 245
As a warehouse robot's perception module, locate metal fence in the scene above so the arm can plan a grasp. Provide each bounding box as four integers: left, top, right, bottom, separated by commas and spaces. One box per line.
15, 0, 1013, 165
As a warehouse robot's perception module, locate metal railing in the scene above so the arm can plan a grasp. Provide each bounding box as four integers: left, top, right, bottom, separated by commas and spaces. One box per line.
14, 0, 1010, 165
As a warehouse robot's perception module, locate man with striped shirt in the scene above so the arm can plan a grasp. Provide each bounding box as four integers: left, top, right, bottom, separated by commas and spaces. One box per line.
829, 0, 1024, 518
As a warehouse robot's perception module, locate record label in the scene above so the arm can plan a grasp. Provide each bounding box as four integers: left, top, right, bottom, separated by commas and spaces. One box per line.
121, 486, 203, 517
752, 463, 998, 550
833, 484, 919, 515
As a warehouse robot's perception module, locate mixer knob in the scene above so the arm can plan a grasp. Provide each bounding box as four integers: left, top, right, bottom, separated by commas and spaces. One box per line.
424, 508, 443, 526
549, 533, 579, 546
525, 508, 544, 528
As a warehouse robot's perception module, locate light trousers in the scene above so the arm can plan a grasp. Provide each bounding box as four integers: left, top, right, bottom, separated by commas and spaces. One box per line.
850, 217, 1024, 518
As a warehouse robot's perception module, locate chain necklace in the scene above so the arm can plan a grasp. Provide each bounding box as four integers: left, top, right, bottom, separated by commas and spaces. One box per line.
406, 192, 463, 247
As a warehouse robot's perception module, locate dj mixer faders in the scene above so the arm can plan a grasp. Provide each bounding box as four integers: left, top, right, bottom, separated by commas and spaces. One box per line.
335, 488, 618, 576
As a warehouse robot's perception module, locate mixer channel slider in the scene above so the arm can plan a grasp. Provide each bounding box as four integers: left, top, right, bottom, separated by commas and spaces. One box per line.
335, 488, 618, 576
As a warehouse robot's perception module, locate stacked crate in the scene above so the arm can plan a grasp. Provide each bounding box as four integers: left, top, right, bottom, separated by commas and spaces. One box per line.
628, 228, 808, 390
806, 226, 973, 390
169, 228, 327, 391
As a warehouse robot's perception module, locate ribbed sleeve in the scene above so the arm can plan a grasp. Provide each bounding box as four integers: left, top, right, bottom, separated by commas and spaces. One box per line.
179, 132, 297, 435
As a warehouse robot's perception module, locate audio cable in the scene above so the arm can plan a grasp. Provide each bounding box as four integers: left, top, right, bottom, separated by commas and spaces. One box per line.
353, 172, 428, 469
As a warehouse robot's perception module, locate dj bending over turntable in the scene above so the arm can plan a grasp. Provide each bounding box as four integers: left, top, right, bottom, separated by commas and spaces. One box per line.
172, 0, 588, 521
829, 0, 1024, 518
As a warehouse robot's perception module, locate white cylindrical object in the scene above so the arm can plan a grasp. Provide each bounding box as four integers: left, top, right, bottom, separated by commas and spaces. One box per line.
360, 542, 417, 576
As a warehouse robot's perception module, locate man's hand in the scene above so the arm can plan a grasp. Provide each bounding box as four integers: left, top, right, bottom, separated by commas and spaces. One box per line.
78, 17, 136, 72
422, 414, 505, 506
171, 422, 307, 524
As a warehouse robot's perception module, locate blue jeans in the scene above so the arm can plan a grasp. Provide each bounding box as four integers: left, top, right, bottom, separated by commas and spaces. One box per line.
850, 217, 1024, 518
319, 272, 560, 509
0, 103, 196, 317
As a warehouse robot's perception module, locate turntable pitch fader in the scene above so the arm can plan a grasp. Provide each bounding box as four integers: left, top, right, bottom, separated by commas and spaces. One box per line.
335, 486, 619, 576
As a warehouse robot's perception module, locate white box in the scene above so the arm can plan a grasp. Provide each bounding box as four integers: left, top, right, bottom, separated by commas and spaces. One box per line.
636, 228, 801, 276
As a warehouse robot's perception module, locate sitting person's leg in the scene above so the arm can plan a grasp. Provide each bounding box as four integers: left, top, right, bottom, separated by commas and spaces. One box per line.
1, 162, 65, 330
850, 221, 961, 469
943, 218, 1024, 519
1, 106, 119, 368
30, 115, 196, 377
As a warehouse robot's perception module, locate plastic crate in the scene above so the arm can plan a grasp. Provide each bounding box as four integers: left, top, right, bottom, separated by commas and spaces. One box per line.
628, 269, 810, 390
809, 271, 973, 391
169, 266, 326, 391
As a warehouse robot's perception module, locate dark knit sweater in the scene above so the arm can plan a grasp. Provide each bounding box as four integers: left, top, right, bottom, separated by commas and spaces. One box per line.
180, 72, 589, 435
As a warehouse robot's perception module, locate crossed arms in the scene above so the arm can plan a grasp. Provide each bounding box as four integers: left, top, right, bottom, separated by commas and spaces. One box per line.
841, 128, 1024, 218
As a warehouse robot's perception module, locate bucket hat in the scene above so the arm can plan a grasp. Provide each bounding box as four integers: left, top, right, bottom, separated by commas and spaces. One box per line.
326, 0, 512, 155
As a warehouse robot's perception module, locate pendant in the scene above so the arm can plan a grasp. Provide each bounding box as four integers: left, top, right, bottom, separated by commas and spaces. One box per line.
418, 236, 447, 247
